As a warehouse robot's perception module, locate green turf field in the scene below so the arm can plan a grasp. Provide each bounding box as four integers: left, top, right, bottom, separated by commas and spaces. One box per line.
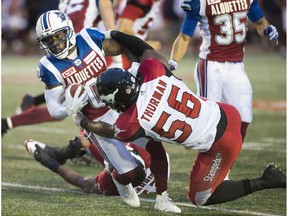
1, 50, 286, 216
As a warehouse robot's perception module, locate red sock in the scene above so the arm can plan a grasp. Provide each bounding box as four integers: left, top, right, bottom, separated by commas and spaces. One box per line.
146, 140, 168, 194
112, 168, 138, 185
241, 122, 249, 142
11, 106, 60, 128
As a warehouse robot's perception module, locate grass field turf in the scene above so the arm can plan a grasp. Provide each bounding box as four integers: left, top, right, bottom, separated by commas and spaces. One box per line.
1, 50, 286, 216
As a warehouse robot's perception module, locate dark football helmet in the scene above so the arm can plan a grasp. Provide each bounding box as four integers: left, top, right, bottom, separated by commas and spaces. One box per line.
96, 68, 141, 112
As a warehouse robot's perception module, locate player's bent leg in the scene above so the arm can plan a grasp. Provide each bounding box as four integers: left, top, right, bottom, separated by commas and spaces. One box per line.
112, 177, 140, 207
145, 140, 181, 213
89, 133, 141, 207
8, 106, 61, 131
155, 191, 181, 213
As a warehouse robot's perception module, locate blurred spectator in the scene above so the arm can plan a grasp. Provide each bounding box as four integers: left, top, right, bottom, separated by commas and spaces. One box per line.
2, 0, 58, 54
2, 0, 28, 53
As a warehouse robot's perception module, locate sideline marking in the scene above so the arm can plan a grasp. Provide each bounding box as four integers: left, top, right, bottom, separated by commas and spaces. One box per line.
2, 182, 281, 216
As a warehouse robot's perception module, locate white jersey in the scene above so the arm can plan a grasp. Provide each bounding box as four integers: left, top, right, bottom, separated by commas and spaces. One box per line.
115, 58, 221, 152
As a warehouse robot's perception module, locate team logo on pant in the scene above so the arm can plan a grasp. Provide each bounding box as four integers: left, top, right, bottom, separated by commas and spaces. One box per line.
203, 153, 222, 182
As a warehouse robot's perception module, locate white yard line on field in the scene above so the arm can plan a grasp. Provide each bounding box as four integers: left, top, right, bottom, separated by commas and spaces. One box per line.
2, 182, 281, 216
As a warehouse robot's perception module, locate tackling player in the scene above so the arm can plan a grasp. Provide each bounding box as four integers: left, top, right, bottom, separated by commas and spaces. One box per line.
168, 0, 279, 142
72, 30, 286, 207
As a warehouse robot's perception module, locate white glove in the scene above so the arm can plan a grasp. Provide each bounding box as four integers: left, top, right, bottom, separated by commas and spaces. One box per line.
263, 25, 279, 42
108, 55, 123, 69
168, 59, 178, 71
103, 30, 112, 39
65, 86, 89, 116
72, 112, 88, 128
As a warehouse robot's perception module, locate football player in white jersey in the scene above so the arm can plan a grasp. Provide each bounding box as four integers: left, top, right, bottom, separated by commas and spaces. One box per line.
27, 10, 180, 213
169, 0, 279, 142
33, 9, 141, 208
73, 30, 286, 207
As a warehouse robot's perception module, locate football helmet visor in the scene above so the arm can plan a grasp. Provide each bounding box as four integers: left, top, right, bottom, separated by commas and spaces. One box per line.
96, 68, 141, 112
36, 10, 76, 59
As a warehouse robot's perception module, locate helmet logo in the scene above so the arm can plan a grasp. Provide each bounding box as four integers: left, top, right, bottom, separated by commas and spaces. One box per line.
100, 88, 119, 104
126, 88, 132, 94
55, 12, 67, 22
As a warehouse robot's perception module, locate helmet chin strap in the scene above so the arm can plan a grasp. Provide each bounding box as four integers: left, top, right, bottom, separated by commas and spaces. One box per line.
67, 46, 77, 60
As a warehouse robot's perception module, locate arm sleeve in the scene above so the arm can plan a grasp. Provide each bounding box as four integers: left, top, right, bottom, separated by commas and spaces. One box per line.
180, 0, 201, 37
44, 86, 68, 119
248, 0, 265, 22
110, 30, 153, 57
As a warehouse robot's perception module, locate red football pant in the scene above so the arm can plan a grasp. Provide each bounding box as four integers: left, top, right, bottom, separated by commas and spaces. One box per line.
188, 103, 242, 206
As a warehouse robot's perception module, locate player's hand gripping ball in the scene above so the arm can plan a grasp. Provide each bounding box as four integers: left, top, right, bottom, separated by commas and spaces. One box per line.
65, 83, 89, 115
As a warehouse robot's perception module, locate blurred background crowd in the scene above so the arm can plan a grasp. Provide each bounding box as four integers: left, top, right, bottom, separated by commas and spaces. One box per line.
1, 0, 286, 56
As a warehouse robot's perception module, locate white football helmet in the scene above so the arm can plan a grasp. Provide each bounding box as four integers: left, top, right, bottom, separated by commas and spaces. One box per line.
35, 10, 76, 59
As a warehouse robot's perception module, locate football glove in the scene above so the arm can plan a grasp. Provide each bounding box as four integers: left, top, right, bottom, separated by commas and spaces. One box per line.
263, 25, 279, 42
168, 59, 178, 71
103, 30, 112, 39
34, 144, 60, 173
72, 112, 88, 129
65, 86, 88, 116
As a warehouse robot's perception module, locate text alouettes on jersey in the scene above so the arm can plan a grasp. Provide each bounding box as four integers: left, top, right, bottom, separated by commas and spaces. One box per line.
37, 28, 109, 119
115, 59, 221, 152
180, 0, 260, 62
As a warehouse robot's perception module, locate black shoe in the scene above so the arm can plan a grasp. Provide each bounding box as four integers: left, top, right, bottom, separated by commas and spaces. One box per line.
2, 118, 9, 136
45, 146, 67, 165
25, 139, 67, 165
15, 94, 35, 114
261, 163, 286, 188
34, 144, 60, 173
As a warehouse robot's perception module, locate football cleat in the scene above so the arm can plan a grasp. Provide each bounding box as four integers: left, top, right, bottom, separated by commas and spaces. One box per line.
1, 118, 9, 136
261, 163, 286, 188
25, 139, 46, 156
24, 139, 67, 165
112, 178, 140, 207
16, 94, 35, 114
155, 191, 181, 213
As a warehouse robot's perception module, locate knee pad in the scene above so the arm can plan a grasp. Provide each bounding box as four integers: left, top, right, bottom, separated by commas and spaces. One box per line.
189, 189, 212, 206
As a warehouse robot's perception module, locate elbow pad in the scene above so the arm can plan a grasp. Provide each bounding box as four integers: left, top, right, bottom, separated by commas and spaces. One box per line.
44, 86, 68, 119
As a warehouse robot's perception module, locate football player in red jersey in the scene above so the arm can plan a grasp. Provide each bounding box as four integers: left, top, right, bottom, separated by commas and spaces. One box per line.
73, 30, 286, 207
110, 0, 162, 69
169, 0, 279, 142
25, 139, 164, 197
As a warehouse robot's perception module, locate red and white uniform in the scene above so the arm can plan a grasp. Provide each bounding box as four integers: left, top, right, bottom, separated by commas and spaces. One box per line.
106, 0, 161, 69
59, 0, 101, 33
93, 143, 172, 196
181, 0, 256, 123
118, 0, 161, 40
114, 58, 243, 205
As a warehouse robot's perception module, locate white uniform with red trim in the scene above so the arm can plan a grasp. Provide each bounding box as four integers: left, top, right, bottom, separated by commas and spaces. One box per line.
179, 0, 265, 123
114, 58, 221, 152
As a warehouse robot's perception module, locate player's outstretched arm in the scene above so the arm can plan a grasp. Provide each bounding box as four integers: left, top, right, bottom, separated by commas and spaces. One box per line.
108, 30, 168, 67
